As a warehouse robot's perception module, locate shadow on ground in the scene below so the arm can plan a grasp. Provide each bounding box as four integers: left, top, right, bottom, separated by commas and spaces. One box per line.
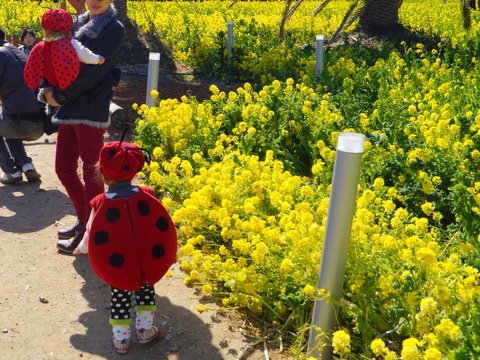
0, 180, 71, 234
69, 255, 224, 359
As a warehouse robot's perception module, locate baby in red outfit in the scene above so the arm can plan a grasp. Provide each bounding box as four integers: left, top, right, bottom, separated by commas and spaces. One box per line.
24, 8, 104, 92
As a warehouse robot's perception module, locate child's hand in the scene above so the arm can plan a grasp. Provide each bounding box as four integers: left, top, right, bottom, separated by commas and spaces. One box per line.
98, 55, 105, 65
73, 246, 84, 255
45, 90, 59, 107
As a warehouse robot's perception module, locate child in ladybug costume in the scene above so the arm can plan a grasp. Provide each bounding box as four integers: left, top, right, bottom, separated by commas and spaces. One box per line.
73, 134, 177, 354
24, 8, 105, 93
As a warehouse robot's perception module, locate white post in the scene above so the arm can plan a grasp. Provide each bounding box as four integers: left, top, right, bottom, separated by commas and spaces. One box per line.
315, 35, 325, 80
146, 52, 161, 107
227, 21, 234, 54
307, 132, 365, 359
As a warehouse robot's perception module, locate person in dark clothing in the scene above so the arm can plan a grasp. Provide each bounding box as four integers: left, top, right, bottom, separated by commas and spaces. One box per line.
0, 27, 42, 184
42, 0, 125, 252
18, 29, 38, 55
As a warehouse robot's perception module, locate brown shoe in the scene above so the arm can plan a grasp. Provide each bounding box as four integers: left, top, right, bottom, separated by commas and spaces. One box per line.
58, 220, 84, 239
57, 232, 83, 253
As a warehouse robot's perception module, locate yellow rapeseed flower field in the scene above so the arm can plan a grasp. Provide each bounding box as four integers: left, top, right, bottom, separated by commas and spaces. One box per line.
5, 0, 480, 358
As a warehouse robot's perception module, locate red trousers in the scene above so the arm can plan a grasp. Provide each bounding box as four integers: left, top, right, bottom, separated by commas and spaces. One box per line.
55, 124, 105, 224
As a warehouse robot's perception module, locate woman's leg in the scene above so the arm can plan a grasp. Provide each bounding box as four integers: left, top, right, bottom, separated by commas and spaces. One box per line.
76, 124, 105, 222
55, 125, 85, 221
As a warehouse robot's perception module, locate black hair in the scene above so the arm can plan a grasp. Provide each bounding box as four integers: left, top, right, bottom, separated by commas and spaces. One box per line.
20, 28, 36, 42
0, 28, 5, 41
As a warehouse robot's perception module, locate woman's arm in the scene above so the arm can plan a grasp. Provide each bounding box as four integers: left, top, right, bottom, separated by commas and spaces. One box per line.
51, 21, 125, 106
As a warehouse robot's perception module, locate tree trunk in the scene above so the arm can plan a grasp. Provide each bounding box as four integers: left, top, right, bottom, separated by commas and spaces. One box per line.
358, 0, 403, 34
115, 0, 175, 70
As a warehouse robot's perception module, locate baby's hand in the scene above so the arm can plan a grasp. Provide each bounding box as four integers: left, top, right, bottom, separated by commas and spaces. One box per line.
98, 55, 105, 65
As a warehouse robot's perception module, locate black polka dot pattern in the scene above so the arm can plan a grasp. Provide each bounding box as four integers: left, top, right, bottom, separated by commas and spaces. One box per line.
24, 36, 80, 91
110, 285, 155, 321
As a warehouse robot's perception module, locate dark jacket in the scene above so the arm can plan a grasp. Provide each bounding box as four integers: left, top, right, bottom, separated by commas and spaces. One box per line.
0, 41, 42, 115
46, 5, 124, 128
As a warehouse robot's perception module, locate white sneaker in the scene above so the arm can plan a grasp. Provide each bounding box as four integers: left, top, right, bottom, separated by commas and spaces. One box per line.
0, 171, 22, 184
137, 325, 161, 344
22, 163, 41, 182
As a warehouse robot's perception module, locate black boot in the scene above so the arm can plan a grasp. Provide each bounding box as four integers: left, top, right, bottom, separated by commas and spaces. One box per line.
57, 232, 83, 253
58, 220, 84, 239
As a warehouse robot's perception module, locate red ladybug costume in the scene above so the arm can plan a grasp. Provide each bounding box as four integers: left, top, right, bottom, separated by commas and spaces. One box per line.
24, 9, 80, 90
86, 141, 177, 291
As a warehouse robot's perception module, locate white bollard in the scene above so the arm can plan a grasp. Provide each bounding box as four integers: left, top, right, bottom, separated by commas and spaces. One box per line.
307, 132, 365, 359
146, 52, 161, 107
227, 21, 234, 54
315, 35, 325, 80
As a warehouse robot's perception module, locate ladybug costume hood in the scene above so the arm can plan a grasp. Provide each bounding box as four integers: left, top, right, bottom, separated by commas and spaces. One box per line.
99, 142, 146, 181
42, 8, 73, 33
99, 125, 150, 181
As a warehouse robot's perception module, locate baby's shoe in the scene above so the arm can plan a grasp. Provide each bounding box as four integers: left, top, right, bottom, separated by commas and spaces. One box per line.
112, 336, 130, 354
137, 325, 160, 344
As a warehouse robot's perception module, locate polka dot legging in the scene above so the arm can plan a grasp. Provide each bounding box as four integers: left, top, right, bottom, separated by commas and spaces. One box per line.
110, 284, 156, 321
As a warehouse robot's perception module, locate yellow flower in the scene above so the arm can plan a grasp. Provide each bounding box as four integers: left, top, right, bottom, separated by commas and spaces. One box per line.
424, 348, 442, 360
192, 152, 202, 163
434, 318, 460, 340
300, 185, 314, 199
280, 258, 293, 273
373, 177, 385, 189
332, 330, 351, 355
202, 284, 213, 294
244, 282, 256, 294
370, 338, 389, 357
401, 337, 420, 360
209, 84, 220, 95
415, 247, 437, 264
420, 297, 437, 316
303, 284, 316, 298
153, 147, 164, 159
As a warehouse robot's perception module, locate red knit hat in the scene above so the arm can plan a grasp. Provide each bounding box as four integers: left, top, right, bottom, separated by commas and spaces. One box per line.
41, 9, 73, 34
99, 142, 146, 181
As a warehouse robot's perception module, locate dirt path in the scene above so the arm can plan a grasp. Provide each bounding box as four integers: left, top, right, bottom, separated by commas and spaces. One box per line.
0, 133, 293, 360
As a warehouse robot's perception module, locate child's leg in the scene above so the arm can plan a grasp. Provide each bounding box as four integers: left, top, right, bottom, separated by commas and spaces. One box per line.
110, 287, 132, 353
135, 284, 160, 344
135, 284, 156, 331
